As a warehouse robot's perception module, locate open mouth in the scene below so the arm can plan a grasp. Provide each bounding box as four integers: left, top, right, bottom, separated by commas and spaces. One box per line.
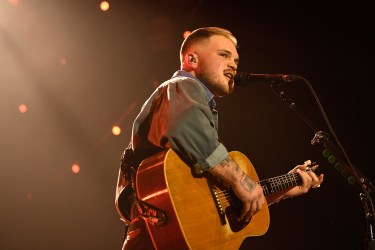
224, 73, 233, 80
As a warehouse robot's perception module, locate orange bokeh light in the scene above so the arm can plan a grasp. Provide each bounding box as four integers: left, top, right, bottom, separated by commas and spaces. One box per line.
112, 125, 121, 136
8, 0, 19, 6
72, 163, 80, 174
183, 30, 191, 39
26, 191, 33, 200
100, 1, 110, 11
19, 104, 27, 113
60, 58, 67, 66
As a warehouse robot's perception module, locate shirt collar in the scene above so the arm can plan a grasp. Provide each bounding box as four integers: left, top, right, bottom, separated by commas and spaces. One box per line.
172, 70, 216, 108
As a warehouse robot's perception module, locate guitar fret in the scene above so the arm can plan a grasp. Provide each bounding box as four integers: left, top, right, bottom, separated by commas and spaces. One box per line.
260, 173, 302, 195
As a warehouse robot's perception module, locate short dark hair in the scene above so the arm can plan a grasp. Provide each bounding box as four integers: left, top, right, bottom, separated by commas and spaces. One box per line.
180, 27, 238, 62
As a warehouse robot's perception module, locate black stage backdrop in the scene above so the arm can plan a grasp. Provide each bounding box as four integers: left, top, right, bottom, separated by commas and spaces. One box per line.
0, 1, 373, 250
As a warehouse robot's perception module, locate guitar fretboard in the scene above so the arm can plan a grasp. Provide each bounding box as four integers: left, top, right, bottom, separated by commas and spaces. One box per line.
259, 173, 301, 196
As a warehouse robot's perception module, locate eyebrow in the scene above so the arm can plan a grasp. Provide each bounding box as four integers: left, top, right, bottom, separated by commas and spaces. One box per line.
221, 49, 239, 65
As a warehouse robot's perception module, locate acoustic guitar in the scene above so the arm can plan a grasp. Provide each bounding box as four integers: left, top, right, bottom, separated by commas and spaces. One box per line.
132, 149, 317, 250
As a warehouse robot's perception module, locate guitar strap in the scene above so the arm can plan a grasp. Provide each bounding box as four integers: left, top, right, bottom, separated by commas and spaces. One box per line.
117, 144, 167, 227
115, 145, 136, 224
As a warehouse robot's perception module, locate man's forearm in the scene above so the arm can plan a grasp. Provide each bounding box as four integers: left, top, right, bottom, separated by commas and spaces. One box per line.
208, 155, 257, 191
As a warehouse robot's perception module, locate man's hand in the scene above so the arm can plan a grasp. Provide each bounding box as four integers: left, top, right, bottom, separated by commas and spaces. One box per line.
208, 155, 265, 222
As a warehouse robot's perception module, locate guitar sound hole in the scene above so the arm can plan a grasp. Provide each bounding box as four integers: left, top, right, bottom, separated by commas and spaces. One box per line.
225, 206, 250, 232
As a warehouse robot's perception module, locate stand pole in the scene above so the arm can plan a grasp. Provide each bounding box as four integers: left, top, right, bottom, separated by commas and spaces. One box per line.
268, 77, 375, 250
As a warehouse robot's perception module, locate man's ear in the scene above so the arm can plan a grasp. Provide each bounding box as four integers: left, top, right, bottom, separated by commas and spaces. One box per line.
182, 53, 198, 70
186, 53, 198, 65
189, 54, 197, 63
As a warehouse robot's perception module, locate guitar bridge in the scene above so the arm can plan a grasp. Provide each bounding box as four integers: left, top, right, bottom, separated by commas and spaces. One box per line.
207, 180, 226, 225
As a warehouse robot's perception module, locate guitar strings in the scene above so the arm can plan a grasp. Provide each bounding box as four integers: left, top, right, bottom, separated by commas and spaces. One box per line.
214, 172, 302, 202
211, 167, 317, 214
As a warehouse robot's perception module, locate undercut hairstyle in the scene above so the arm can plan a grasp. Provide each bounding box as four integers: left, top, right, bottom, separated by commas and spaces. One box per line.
179, 27, 238, 63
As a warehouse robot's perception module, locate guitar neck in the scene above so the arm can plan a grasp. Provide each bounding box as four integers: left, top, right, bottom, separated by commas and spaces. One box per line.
259, 172, 302, 196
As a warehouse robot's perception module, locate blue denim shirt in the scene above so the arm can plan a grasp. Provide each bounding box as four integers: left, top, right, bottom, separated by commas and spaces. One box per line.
130, 70, 229, 172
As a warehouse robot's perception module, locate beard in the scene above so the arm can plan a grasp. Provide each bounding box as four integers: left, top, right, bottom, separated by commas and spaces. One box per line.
197, 64, 232, 97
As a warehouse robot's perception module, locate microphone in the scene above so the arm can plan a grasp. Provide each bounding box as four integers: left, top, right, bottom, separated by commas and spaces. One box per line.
234, 72, 300, 86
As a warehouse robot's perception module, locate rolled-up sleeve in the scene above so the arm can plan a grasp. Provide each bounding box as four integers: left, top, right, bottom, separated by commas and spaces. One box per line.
193, 143, 228, 173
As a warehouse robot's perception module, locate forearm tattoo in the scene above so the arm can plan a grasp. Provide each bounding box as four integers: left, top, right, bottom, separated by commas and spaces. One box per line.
219, 156, 231, 168
241, 175, 257, 192
219, 156, 257, 192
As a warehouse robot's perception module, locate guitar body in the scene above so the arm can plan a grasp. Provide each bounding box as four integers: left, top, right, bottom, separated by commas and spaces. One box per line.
136, 149, 270, 250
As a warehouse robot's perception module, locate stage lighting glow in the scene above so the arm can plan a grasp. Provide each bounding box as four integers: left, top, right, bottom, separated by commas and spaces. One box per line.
8, 0, 19, 6
60, 58, 67, 66
112, 125, 121, 136
100, 1, 110, 12
19, 104, 27, 113
72, 163, 80, 174
183, 30, 191, 39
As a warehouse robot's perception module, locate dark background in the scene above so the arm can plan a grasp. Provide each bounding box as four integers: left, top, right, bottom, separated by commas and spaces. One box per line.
0, 1, 373, 249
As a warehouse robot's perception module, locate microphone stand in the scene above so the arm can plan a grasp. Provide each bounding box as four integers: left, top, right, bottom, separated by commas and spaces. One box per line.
267, 76, 375, 250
